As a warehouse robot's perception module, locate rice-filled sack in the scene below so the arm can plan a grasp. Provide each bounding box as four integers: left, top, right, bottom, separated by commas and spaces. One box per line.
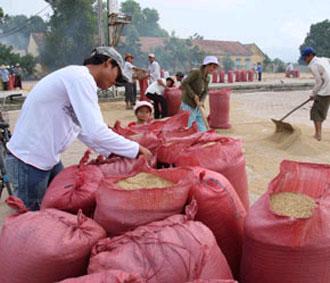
175, 136, 249, 210
240, 160, 330, 283
0, 197, 106, 283
93, 167, 192, 236
58, 269, 146, 283
41, 150, 104, 216
89, 203, 233, 283
189, 167, 246, 279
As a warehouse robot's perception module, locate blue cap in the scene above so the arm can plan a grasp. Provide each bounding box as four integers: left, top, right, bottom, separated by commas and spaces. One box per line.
301, 47, 316, 59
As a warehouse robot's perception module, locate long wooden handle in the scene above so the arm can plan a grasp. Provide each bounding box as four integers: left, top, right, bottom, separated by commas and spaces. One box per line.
198, 105, 210, 130
279, 98, 312, 121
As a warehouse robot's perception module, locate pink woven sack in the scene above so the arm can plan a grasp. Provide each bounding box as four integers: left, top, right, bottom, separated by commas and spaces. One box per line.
41, 150, 104, 215
89, 202, 233, 283
58, 269, 146, 283
94, 167, 192, 236
240, 160, 330, 283
0, 197, 106, 283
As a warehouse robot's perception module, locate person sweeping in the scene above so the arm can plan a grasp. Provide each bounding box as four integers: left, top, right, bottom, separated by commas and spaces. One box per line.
301, 47, 330, 141
180, 56, 219, 131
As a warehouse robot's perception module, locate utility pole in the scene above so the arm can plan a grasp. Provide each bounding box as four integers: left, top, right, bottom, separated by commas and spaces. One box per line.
97, 0, 105, 46
107, 0, 131, 47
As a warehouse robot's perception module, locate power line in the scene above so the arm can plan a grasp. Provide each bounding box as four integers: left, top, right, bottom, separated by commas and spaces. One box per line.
0, 5, 51, 39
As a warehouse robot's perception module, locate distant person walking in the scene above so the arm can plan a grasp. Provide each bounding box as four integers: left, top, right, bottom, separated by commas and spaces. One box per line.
147, 53, 161, 84
180, 56, 219, 131
256, 62, 263, 81
0, 65, 10, 90
301, 47, 330, 141
14, 63, 23, 89
123, 53, 137, 109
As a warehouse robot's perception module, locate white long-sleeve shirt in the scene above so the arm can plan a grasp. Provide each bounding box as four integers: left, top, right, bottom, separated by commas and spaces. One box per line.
123, 61, 135, 83
148, 61, 161, 83
308, 56, 330, 97
146, 79, 166, 95
7, 65, 139, 170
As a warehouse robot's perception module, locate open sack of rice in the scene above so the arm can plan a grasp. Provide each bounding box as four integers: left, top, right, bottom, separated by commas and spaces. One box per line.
240, 160, 330, 283
93, 167, 192, 236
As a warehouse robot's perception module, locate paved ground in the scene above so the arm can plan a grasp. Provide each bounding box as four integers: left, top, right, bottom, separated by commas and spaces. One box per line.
1, 72, 328, 223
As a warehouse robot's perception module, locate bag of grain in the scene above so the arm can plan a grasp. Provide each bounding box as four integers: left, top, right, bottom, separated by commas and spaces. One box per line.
93, 167, 192, 236
113, 111, 190, 136
240, 160, 330, 283
0, 197, 106, 283
89, 202, 234, 283
187, 280, 238, 283
189, 167, 246, 279
89, 154, 156, 177
41, 150, 104, 216
58, 269, 146, 283
176, 137, 249, 210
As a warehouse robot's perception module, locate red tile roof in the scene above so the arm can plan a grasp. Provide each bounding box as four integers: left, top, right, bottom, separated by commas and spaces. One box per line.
127, 36, 254, 57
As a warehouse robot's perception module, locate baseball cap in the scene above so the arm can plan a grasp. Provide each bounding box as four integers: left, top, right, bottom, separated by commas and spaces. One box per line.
203, 56, 219, 66
134, 100, 153, 113
91, 46, 128, 83
148, 53, 156, 58
300, 47, 316, 59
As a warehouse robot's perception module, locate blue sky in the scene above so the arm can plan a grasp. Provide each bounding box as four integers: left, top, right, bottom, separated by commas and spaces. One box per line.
2, 0, 330, 62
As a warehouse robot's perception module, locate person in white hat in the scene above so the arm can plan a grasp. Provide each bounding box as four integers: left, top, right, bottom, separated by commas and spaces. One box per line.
5, 46, 152, 211
147, 53, 161, 84
131, 100, 154, 125
180, 55, 219, 131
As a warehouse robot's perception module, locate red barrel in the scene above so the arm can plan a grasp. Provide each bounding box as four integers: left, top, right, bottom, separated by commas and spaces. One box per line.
234, 70, 240, 82
211, 71, 218, 83
240, 70, 247, 82
227, 71, 234, 83
8, 75, 15, 90
248, 70, 254, 81
138, 78, 148, 101
164, 87, 182, 116
219, 71, 225, 83
208, 88, 232, 129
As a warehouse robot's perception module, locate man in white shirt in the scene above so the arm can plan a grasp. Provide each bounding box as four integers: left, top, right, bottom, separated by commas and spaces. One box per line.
123, 53, 137, 109
147, 53, 161, 84
5, 46, 152, 210
146, 77, 175, 119
301, 47, 330, 141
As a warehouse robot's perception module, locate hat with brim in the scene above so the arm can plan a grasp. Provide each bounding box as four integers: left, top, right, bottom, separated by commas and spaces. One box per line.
125, 53, 134, 60
203, 56, 219, 66
134, 100, 153, 113
92, 46, 129, 84
148, 53, 156, 58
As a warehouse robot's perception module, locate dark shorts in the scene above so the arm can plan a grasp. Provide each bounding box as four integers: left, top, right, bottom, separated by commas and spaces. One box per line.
310, 95, 330, 121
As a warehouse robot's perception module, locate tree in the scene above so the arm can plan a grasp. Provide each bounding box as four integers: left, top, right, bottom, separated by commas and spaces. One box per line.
0, 15, 47, 50
300, 20, 330, 59
120, 0, 168, 37
0, 43, 36, 76
153, 32, 204, 73
40, 0, 97, 70
272, 58, 286, 73
222, 54, 235, 72
117, 25, 146, 67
